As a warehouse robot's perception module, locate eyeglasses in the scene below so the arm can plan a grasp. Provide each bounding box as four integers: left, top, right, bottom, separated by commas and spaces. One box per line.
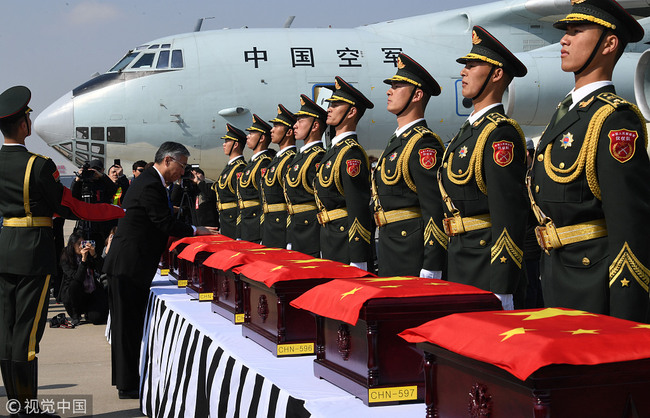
169, 157, 187, 169
136, 168, 144, 172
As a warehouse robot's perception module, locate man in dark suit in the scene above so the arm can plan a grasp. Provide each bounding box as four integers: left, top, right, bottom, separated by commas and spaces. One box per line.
440, 26, 529, 310
316, 76, 374, 270
530, 0, 650, 322
103, 141, 217, 398
373, 53, 447, 277
213, 124, 247, 239
0, 86, 124, 417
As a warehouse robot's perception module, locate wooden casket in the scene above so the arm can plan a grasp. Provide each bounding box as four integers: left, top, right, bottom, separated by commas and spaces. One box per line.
291, 277, 501, 406
167, 235, 236, 286
203, 247, 315, 325
400, 308, 650, 417
236, 257, 374, 357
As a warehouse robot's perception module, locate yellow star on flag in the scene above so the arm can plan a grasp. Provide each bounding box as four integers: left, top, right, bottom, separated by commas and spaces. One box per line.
271, 265, 284, 272
563, 329, 599, 335
289, 259, 330, 264
229, 252, 242, 258
340, 287, 363, 300
424, 282, 449, 286
379, 285, 401, 288
499, 307, 598, 321
621, 278, 630, 287
300, 266, 319, 269
363, 277, 417, 283
633, 324, 650, 329
500, 327, 535, 342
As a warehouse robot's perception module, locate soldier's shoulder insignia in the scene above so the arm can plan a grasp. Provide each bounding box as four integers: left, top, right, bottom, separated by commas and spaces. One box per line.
346, 159, 361, 177
412, 125, 434, 136
344, 138, 359, 148
597, 92, 629, 108
492, 140, 514, 167
29, 152, 49, 160
578, 96, 595, 108
486, 112, 508, 125
609, 129, 638, 163
418, 148, 437, 170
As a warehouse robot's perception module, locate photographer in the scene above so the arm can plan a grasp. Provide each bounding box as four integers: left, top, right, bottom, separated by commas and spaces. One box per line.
108, 162, 130, 206
59, 231, 108, 325
190, 167, 218, 227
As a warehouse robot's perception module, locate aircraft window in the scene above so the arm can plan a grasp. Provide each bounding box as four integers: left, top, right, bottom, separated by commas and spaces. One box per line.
156, 50, 170, 69
171, 50, 183, 68
91, 144, 105, 155
91, 127, 104, 141
76, 141, 89, 152
161, 44, 171, 49
53, 144, 72, 160
75, 127, 88, 139
107, 127, 126, 143
110, 52, 139, 72
75, 153, 89, 167
60, 143, 72, 152
135, 45, 149, 51
148, 44, 160, 49
132, 53, 155, 69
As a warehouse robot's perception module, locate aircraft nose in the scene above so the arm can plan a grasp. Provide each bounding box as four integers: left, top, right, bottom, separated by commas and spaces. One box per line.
34, 92, 73, 145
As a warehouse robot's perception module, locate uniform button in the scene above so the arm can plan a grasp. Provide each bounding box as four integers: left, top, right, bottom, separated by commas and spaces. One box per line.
537, 154, 544, 162
582, 257, 590, 266
479, 240, 486, 246
340, 226, 345, 231
443, 162, 448, 168
275, 218, 280, 222
535, 185, 540, 193
252, 212, 256, 217
458, 169, 462, 174
401, 231, 407, 236
304, 220, 309, 224
559, 162, 565, 169
387, 169, 392, 174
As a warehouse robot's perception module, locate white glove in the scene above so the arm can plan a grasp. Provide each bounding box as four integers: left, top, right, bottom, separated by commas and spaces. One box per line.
495, 293, 514, 310
419, 269, 442, 279
286, 243, 292, 250
350, 261, 368, 271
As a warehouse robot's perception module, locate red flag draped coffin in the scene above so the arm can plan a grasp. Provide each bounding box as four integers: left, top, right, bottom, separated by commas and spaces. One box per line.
234, 257, 374, 357
167, 235, 232, 284
203, 247, 310, 324
400, 308, 650, 417
291, 277, 501, 406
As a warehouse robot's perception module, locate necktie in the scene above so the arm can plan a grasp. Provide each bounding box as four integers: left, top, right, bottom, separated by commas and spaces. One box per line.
458, 120, 470, 138
553, 95, 573, 126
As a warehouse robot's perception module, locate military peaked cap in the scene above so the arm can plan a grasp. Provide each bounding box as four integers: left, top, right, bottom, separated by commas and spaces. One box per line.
325, 76, 374, 109
295, 94, 328, 120
383, 53, 441, 96
221, 123, 247, 145
269, 104, 297, 127
457, 26, 528, 78
246, 113, 272, 135
554, 0, 644, 43
0, 86, 32, 123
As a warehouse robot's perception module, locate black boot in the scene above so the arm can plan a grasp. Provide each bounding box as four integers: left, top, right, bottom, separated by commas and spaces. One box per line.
1, 359, 19, 417
12, 359, 60, 418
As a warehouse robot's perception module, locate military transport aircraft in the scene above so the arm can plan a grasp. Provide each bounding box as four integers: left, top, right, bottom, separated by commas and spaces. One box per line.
34, 0, 650, 180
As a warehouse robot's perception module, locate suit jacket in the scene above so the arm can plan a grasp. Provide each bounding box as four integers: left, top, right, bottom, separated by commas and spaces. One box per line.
103, 166, 194, 287
374, 120, 446, 276
261, 146, 296, 248
531, 85, 650, 321
315, 134, 372, 264
214, 156, 246, 239
441, 106, 528, 294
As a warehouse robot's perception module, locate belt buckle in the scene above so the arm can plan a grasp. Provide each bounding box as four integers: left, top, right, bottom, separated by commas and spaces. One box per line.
534, 223, 562, 254
442, 217, 455, 236
317, 211, 329, 225
374, 210, 387, 227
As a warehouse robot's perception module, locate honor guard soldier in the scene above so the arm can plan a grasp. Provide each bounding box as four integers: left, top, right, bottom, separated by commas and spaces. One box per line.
0, 86, 124, 416
213, 124, 247, 239
440, 26, 529, 310
285, 95, 327, 257
316, 76, 374, 270
530, 0, 650, 321
238, 114, 275, 243
373, 53, 447, 277
260, 104, 297, 248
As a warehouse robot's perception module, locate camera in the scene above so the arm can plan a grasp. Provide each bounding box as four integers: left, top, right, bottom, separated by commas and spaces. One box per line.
180, 165, 197, 189
81, 240, 95, 248
76, 162, 95, 181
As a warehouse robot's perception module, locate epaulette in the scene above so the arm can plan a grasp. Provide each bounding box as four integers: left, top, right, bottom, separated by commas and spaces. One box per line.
597, 92, 630, 109
344, 138, 360, 148
486, 112, 509, 126
412, 125, 434, 136
28, 151, 50, 161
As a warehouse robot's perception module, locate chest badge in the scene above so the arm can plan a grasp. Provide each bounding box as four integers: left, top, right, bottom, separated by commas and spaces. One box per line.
326, 161, 332, 169
293, 164, 300, 171
245, 170, 251, 176
560, 133, 574, 149
270, 166, 276, 173
459, 146, 468, 158
389, 152, 398, 162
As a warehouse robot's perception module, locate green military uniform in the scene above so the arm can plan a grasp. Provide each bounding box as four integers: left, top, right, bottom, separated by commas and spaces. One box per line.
315, 77, 374, 265
530, 0, 650, 321
373, 53, 447, 277
0, 86, 122, 416
238, 114, 275, 243
213, 124, 247, 239
261, 105, 297, 249
285, 95, 326, 257
440, 26, 529, 303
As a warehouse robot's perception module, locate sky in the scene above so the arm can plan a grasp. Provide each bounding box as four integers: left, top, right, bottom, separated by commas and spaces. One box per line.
0, 0, 488, 171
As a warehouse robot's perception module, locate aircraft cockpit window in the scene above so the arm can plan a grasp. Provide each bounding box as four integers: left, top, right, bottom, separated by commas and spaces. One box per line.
135, 45, 149, 51
109, 52, 139, 72
171, 50, 183, 69
161, 44, 171, 49
132, 53, 155, 69
156, 50, 170, 69
148, 44, 160, 49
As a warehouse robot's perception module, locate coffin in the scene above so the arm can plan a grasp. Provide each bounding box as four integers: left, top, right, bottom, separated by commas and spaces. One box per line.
291, 277, 501, 406
400, 308, 650, 417
167, 235, 238, 287
236, 258, 374, 357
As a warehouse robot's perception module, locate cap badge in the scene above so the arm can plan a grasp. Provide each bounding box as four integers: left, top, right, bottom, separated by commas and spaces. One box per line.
571, 0, 586, 4
277, 106, 282, 115
397, 57, 405, 69
472, 30, 481, 45
300, 97, 306, 106
335, 80, 341, 90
